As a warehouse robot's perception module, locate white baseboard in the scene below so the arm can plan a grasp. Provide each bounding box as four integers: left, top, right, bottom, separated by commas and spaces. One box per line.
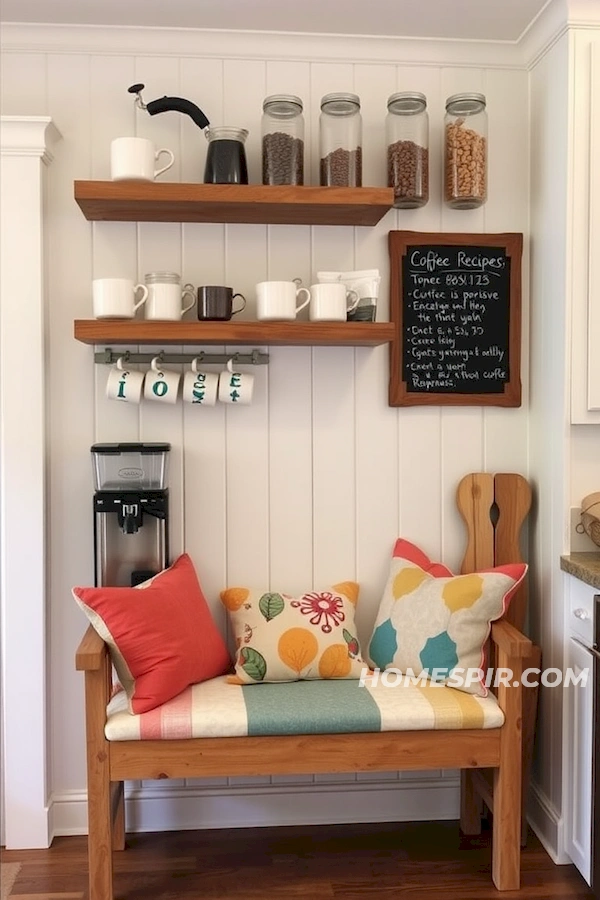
527, 781, 570, 864
50, 774, 460, 838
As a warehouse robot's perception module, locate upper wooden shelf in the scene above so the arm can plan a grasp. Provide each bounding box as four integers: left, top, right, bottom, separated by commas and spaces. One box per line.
73, 181, 394, 226
74, 320, 395, 347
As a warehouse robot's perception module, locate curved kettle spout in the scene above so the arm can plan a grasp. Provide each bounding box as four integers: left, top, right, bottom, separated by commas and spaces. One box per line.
127, 84, 210, 134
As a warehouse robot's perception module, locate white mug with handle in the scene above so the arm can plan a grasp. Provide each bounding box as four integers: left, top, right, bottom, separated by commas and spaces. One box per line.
110, 137, 175, 181
144, 356, 181, 405
309, 283, 359, 321
256, 278, 311, 321
93, 278, 148, 319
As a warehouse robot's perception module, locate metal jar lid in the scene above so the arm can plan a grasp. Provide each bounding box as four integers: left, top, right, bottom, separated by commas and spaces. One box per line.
445, 92, 486, 114
320, 92, 361, 114
387, 91, 427, 114
263, 94, 303, 115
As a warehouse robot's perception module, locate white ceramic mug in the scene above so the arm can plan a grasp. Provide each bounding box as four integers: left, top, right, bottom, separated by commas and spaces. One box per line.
105, 357, 145, 404
182, 359, 220, 406
256, 279, 311, 321
218, 359, 254, 405
110, 137, 175, 181
143, 357, 181, 405
309, 283, 360, 322
145, 273, 196, 321
93, 278, 148, 319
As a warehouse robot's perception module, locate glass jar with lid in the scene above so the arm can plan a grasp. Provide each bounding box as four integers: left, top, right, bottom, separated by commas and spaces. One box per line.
444, 92, 487, 209
386, 91, 429, 209
262, 94, 305, 185
203, 126, 249, 185
319, 92, 362, 187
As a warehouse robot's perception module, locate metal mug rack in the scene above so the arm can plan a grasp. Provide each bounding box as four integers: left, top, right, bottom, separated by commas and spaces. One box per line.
94, 348, 269, 366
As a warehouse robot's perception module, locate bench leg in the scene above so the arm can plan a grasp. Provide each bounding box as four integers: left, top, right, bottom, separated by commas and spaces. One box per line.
492, 655, 522, 891
460, 770, 483, 835
111, 781, 126, 852
86, 668, 114, 900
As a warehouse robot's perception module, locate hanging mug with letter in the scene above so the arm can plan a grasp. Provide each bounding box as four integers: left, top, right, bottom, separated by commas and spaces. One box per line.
105, 356, 145, 404
144, 356, 181, 405
218, 358, 254, 405
182, 358, 220, 406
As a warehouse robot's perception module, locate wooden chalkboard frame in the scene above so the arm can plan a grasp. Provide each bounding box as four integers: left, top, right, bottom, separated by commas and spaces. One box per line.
389, 231, 523, 407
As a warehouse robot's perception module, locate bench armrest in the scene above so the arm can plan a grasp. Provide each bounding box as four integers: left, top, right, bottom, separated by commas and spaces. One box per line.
76, 625, 108, 671
491, 620, 532, 659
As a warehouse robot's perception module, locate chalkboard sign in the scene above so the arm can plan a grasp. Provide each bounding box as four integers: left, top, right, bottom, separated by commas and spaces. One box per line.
389, 231, 523, 407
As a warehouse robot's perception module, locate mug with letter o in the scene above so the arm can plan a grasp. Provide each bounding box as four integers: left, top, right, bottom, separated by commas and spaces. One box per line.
182, 359, 219, 406
144, 356, 181, 405
105, 357, 145, 404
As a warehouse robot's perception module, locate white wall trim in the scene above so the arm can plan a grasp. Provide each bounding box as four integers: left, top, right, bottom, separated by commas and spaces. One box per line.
49, 776, 460, 838
0, 115, 60, 850
528, 781, 570, 865
0, 22, 526, 68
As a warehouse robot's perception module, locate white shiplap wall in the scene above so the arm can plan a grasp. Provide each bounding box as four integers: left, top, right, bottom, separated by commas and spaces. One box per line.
0, 28, 530, 835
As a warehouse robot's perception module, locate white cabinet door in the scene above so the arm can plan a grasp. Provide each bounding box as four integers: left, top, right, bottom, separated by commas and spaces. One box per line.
571, 33, 600, 423
564, 637, 594, 884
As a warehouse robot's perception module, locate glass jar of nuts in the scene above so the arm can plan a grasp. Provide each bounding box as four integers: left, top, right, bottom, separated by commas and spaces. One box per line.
262, 94, 305, 186
444, 92, 487, 209
319, 93, 362, 187
386, 91, 429, 209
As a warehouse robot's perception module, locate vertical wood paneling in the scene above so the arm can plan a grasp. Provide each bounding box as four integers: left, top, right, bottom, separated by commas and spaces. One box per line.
46, 53, 94, 796
0, 53, 47, 114
90, 55, 139, 443
395, 67, 444, 561
2, 38, 532, 821
352, 63, 399, 639
482, 67, 529, 475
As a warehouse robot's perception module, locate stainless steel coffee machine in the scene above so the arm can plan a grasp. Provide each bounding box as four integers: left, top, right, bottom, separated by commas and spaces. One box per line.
91, 443, 170, 586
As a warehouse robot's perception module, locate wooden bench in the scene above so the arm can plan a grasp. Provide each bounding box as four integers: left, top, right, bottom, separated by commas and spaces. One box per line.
76, 472, 538, 898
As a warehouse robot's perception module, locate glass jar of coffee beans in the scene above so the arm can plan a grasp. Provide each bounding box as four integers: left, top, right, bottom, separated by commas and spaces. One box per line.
319, 92, 362, 187
262, 95, 305, 185
444, 92, 488, 209
386, 91, 429, 208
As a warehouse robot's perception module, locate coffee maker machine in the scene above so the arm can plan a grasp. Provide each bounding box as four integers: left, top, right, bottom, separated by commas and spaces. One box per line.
91, 443, 170, 587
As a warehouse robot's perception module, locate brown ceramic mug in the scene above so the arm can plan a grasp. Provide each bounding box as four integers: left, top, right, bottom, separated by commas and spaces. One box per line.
189, 285, 246, 321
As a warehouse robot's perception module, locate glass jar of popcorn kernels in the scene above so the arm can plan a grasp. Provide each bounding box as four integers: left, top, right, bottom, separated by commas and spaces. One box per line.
444, 92, 487, 209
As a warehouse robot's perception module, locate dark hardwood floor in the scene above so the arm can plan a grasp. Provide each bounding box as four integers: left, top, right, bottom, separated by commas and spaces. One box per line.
2, 820, 593, 899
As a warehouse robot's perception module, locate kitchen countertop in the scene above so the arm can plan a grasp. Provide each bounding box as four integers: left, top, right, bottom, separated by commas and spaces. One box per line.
560, 552, 600, 590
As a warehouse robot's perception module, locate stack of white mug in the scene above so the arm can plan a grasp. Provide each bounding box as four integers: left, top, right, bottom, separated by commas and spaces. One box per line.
106, 357, 253, 407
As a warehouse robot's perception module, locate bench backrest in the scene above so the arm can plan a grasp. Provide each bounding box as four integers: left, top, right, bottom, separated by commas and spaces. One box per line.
457, 472, 531, 631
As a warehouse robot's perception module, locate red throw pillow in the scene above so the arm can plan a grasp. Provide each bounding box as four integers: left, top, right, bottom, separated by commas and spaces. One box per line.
73, 553, 231, 713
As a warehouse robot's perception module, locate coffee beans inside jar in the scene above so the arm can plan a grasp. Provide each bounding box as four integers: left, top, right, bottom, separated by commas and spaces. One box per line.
444, 92, 487, 209
385, 92, 429, 208
319, 92, 362, 187
261, 94, 305, 186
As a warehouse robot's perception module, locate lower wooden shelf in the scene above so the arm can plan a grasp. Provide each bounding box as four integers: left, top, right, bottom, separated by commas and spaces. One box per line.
73, 320, 395, 347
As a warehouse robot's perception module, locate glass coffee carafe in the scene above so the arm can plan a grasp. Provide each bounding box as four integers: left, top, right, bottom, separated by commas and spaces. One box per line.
203, 126, 249, 184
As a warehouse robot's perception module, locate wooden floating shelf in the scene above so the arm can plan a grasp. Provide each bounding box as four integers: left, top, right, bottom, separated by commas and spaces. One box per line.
74, 320, 396, 347
73, 181, 394, 226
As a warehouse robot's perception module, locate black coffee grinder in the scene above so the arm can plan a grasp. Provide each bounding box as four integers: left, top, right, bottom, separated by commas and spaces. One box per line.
91, 443, 170, 587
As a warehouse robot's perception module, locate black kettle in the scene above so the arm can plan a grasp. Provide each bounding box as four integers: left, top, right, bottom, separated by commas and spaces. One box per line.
128, 84, 249, 185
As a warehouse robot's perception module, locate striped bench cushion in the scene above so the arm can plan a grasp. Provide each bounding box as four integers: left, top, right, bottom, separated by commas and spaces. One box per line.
105, 675, 504, 741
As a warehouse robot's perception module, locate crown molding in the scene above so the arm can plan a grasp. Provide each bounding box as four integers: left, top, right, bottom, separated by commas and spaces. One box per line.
0, 22, 524, 69
0, 116, 61, 164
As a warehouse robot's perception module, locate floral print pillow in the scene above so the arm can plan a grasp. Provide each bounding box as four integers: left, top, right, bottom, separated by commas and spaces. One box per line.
220, 582, 366, 684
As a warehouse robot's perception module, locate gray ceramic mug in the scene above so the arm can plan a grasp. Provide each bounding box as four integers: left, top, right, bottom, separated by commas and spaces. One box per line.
190, 285, 246, 321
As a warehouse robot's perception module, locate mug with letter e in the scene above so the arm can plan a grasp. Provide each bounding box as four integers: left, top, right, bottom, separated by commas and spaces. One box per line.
182, 359, 220, 406
256, 278, 310, 321
309, 282, 359, 321
218, 359, 254, 405
110, 137, 175, 181
93, 278, 148, 319
144, 356, 181, 405
105, 357, 145, 404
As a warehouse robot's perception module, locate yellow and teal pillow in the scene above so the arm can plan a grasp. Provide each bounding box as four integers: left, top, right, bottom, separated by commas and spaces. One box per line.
220, 582, 366, 684
368, 539, 527, 696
